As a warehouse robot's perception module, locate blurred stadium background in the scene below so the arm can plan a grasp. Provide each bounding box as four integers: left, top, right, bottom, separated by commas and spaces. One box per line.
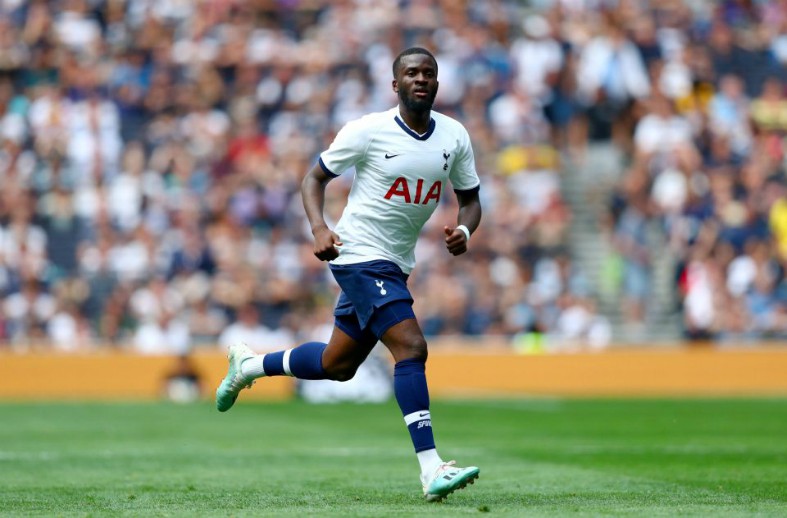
1, 0, 787, 401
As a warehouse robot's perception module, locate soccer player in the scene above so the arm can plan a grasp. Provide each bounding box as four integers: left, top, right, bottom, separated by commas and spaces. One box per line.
216, 47, 482, 502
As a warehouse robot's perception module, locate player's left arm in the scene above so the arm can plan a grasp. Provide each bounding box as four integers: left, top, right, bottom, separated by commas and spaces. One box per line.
444, 187, 481, 256
445, 126, 482, 256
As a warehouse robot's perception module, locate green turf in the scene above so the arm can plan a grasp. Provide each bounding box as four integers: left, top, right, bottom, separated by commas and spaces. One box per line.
0, 398, 785, 517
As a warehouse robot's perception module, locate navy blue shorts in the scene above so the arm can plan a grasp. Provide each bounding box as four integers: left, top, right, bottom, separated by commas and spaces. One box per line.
329, 260, 415, 343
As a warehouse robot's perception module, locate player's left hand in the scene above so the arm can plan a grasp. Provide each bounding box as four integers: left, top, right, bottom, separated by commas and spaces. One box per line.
444, 226, 468, 256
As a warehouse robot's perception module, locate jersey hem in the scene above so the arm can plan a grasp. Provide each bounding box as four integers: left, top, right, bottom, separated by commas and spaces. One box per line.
330, 254, 414, 275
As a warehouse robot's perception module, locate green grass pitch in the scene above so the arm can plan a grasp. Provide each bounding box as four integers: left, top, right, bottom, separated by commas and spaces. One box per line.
0, 398, 785, 516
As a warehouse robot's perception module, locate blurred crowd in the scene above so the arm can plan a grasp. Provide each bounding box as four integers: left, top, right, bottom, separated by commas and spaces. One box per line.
0, 0, 785, 352
598, 0, 787, 342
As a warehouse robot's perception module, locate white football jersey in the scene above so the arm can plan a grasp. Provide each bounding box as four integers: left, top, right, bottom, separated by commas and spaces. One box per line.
319, 107, 480, 274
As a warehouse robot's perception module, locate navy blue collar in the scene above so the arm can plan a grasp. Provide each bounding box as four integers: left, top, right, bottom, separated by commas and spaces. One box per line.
394, 115, 436, 141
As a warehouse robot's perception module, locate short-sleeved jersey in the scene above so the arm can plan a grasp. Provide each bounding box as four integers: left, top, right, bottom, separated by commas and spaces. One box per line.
318, 107, 480, 274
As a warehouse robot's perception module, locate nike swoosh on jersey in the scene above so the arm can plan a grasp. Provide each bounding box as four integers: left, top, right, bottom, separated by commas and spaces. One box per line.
384, 153, 401, 159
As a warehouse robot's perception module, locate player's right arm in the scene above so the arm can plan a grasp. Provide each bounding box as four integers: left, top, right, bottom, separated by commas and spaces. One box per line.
301, 163, 343, 261
302, 114, 374, 261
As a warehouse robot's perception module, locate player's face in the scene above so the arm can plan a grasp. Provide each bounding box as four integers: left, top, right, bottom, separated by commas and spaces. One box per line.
393, 54, 439, 113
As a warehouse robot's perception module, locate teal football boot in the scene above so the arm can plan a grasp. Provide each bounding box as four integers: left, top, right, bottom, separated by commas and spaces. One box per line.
421, 461, 480, 502
216, 342, 256, 412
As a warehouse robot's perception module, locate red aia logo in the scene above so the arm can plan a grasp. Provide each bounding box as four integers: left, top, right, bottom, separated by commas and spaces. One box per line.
384, 178, 442, 204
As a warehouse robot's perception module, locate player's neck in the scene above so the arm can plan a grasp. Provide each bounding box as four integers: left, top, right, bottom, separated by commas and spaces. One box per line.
398, 106, 432, 135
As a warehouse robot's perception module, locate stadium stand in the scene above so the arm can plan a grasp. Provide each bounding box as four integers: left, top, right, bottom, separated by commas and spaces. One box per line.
1, 0, 786, 351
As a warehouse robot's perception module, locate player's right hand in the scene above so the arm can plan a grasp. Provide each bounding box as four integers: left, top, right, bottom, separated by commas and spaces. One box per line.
312, 226, 343, 261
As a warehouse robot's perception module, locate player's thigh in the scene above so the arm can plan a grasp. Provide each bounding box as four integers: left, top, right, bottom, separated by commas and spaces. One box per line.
380, 317, 428, 363
323, 325, 378, 370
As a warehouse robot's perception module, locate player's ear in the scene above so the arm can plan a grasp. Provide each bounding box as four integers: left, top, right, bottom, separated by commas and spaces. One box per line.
392, 79, 398, 93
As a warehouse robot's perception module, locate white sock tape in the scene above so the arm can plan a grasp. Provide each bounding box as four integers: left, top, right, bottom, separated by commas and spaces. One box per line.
282, 349, 293, 376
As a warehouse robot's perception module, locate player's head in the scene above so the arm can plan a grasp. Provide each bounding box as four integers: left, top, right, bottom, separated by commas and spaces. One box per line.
392, 47, 437, 78
392, 47, 439, 113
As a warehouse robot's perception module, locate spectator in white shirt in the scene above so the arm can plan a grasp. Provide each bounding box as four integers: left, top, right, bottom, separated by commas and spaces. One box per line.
218, 303, 294, 353
633, 94, 694, 159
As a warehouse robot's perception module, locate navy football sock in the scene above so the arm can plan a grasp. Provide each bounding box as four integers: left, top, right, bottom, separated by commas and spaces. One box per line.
261, 342, 328, 379
394, 357, 436, 453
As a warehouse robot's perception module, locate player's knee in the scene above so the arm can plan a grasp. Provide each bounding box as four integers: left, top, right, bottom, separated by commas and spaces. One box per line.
403, 337, 428, 362
322, 358, 359, 382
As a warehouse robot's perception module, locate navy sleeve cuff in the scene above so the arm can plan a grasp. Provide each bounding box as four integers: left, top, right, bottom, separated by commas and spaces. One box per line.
453, 184, 480, 195
318, 157, 339, 177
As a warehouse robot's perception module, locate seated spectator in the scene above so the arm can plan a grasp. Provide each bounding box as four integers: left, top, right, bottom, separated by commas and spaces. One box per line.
217, 303, 294, 352
133, 311, 191, 356
633, 94, 694, 161
707, 74, 751, 155
750, 77, 787, 134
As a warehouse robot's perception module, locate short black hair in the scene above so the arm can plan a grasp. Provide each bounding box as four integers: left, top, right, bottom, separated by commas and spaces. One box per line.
392, 47, 437, 78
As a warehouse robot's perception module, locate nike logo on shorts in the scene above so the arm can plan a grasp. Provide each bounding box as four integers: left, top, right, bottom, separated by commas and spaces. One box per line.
385, 153, 401, 159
